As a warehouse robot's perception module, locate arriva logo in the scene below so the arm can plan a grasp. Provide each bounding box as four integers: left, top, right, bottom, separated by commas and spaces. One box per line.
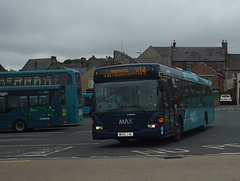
119, 118, 133, 125
0, 92, 8, 97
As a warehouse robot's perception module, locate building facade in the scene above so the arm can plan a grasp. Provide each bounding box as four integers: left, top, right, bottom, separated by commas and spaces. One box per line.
138, 40, 229, 105
0, 64, 7, 72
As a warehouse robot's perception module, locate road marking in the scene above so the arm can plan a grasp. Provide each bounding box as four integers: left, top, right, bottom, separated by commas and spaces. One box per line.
0, 160, 31, 163
0, 133, 64, 138
132, 149, 166, 157
132, 148, 189, 157
19, 146, 73, 157
220, 152, 240, 155
0, 142, 99, 148
0, 139, 49, 142
203, 145, 225, 150
203, 143, 240, 150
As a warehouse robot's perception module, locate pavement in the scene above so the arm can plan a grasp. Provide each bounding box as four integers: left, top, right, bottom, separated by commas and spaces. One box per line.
0, 155, 240, 181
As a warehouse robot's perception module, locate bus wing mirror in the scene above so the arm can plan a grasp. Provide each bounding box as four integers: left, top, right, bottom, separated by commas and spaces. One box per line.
159, 81, 165, 91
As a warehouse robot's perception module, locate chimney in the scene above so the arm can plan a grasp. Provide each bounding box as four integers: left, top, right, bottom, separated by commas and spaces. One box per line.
173, 40, 176, 49
81, 57, 86, 66
51, 56, 57, 64
221, 40, 228, 54
221, 40, 225, 49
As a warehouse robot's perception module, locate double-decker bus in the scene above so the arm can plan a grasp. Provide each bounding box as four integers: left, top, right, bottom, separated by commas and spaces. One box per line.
0, 85, 64, 132
91, 63, 215, 142
0, 69, 83, 125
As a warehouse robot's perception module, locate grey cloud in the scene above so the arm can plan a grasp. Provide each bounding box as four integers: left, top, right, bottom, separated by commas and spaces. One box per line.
1, 0, 240, 70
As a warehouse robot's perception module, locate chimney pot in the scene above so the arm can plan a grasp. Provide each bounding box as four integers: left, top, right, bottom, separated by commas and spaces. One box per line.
173, 40, 176, 49
51, 56, 57, 64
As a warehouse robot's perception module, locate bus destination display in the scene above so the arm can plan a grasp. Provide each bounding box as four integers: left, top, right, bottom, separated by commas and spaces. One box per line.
104, 67, 146, 78
95, 65, 158, 82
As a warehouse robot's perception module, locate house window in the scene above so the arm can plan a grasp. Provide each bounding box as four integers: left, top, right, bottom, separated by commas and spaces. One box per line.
186, 64, 192, 71
200, 76, 213, 83
88, 79, 94, 88
217, 64, 222, 73
232, 72, 237, 80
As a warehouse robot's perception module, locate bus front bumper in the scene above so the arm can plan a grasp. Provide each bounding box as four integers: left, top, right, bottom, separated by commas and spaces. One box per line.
92, 127, 165, 140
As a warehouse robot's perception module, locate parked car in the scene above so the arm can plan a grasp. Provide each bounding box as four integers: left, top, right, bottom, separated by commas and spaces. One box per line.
220, 94, 232, 105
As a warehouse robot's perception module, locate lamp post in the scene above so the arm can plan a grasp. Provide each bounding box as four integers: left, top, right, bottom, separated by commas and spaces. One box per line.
136, 51, 142, 63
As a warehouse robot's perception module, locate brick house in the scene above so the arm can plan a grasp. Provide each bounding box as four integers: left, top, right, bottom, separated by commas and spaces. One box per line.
114, 50, 138, 64
190, 62, 224, 105
137, 40, 228, 105
225, 54, 240, 104
21, 56, 58, 71
0, 64, 7, 72
171, 40, 226, 92
137, 46, 172, 65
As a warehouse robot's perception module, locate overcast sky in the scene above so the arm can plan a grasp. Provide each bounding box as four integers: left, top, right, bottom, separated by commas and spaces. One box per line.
1, 0, 240, 70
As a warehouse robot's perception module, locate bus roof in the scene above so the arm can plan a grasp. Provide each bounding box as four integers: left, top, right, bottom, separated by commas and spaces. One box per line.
0, 69, 75, 75
94, 63, 212, 86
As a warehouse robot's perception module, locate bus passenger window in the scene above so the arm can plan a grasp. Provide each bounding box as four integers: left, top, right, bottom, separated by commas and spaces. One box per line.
30, 96, 38, 106
0, 97, 6, 113
39, 95, 49, 105
54, 73, 72, 85
8, 96, 27, 108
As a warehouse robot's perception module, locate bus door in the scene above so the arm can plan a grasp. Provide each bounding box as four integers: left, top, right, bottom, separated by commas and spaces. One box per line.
0, 96, 9, 129
164, 79, 175, 134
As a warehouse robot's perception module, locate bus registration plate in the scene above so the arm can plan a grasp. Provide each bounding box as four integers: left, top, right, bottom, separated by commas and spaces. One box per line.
118, 132, 133, 137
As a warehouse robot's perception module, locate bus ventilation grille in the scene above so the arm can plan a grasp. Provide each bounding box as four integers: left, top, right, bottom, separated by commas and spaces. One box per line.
163, 156, 182, 159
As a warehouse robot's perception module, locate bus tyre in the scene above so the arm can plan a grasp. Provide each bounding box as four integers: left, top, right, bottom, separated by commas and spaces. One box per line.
201, 113, 208, 131
173, 119, 183, 142
14, 120, 27, 133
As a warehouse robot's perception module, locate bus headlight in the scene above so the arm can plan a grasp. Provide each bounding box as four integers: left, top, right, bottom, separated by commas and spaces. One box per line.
96, 126, 103, 130
148, 124, 156, 129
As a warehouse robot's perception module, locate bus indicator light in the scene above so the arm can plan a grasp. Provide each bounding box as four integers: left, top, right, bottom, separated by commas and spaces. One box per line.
158, 118, 164, 123
159, 72, 163, 80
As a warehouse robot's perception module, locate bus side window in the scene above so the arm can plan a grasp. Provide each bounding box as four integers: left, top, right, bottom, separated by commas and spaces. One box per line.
172, 78, 182, 108
39, 95, 49, 105
0, 80, 4, 86
0, 97, 6, 113
8, 96, 27, 108
30, 96, 38, 106
182, 81, 192, 108
60, 88, 66, 105
54, 73, 72, 85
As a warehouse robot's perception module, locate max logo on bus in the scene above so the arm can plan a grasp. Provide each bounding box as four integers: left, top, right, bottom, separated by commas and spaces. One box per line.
119, 118, 133, 125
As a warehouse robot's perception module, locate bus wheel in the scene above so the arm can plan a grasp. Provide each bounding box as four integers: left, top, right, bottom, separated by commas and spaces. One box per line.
173, 119, 183, 142
14, 120, 27, 133
118, 138, 129, 144
201, 113, 208, 131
